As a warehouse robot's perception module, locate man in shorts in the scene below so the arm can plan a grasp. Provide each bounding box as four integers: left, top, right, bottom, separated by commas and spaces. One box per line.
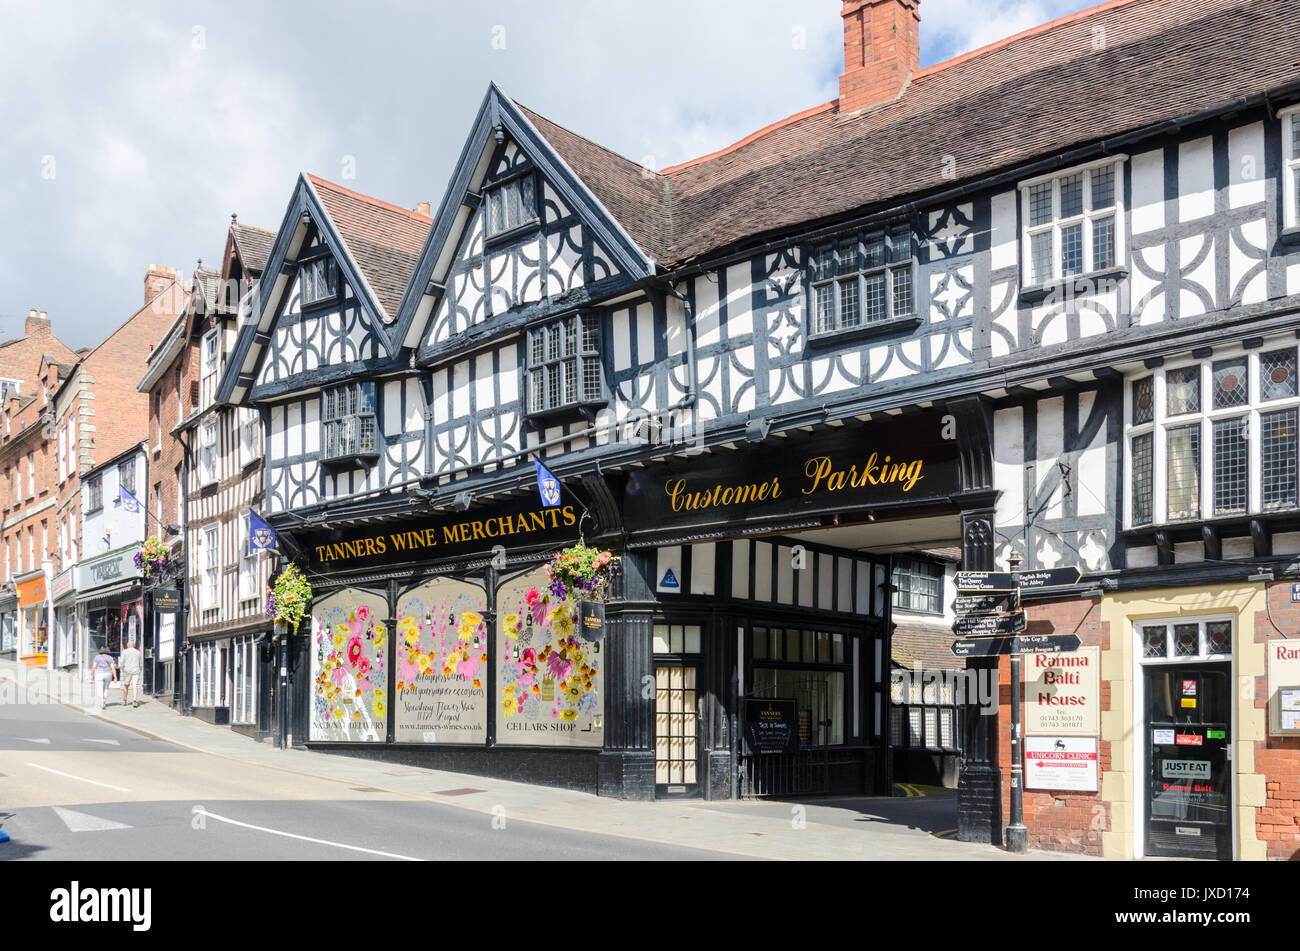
119, 639, 144, 708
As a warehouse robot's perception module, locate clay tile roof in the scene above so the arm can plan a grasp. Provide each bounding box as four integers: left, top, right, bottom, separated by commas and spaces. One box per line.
516, 0, 1298, 269
306, 174, 432, 319
515, 103, 673, 265
892, 620, 962, 672
194, 267, 224, 310
230, 223, 275, 275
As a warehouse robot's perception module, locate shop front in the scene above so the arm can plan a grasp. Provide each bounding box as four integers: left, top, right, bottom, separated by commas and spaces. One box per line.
51, 566, 78, 671
995, 579, 1300, 861
284, 407, 991, 801
77, 547, 144, 680
16, 569, 50, 667
0, 588, 16, 659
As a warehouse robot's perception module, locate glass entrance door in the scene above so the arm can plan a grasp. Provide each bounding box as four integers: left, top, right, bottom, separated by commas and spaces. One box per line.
654, 663, 700, 798
1144, 662, 1231, 859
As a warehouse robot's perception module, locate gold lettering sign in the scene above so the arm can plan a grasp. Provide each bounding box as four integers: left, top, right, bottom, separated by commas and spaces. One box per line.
314, 505, 577, 566
661, 449, 926, 515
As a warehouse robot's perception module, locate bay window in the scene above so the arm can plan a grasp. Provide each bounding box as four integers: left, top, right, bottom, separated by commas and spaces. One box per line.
527, 313, 604, 415
321, 381, 378, 461
1126, 344, 1300, 527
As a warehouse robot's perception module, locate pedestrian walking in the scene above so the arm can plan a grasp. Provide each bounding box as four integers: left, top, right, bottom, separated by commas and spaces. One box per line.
91, 646, 117, 710
119, 639, 143, 708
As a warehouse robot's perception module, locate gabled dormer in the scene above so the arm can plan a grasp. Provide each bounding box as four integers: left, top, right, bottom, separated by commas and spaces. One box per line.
217, 175, 431, 406
393, 85, 657, 362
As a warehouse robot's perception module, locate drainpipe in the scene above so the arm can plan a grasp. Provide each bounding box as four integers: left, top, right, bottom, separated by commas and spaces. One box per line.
175, 427, 192, 716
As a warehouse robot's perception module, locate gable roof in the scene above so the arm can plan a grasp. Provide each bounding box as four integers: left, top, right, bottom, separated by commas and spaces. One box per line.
306, 175, 430, 319
514, 0, 1300, 269
230, 222, 275, 276
391, 86, 659, 350
218, 175, 432, 404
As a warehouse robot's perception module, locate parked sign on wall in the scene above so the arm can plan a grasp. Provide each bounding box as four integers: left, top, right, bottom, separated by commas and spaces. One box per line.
1024, 735, 1099, 792
1267, 640, 1300, 735
1025, 647, 1099, 736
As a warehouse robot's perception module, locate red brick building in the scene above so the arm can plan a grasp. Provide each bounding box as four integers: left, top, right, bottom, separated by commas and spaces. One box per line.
0, 266, 183, 670
140, 220, 273, 704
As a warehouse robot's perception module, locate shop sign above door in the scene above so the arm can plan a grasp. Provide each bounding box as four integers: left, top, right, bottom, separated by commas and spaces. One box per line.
622, 412, 960, 536
81, 548, 142, 591
302, 502, 581, 572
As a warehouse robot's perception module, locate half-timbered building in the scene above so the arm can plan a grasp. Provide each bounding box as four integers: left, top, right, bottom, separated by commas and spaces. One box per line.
168, 219, 278, 734
218, 0, 1300, 859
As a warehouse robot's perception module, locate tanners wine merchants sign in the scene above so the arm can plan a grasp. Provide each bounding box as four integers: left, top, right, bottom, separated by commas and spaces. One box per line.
622, 411, 960, 533
303, 502, 581, 571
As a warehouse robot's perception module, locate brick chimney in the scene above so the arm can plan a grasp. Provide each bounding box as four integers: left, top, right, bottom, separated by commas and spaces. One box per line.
25, 308, 50, 338
839, 0, 921, 115
416, 202, 431, 217
144, 264, 177, 305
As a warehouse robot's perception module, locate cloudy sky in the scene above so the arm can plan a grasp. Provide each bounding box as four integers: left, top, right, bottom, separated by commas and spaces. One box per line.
0, 0, 1096, 350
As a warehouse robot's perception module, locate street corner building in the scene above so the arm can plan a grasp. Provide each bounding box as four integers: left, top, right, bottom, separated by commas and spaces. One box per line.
197, 0, 1300, 858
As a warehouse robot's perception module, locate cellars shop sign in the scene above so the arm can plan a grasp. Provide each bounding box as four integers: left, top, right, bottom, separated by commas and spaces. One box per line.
623, 411, 960, 532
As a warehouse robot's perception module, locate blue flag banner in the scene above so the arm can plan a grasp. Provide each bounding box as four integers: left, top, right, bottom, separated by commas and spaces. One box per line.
249, 511, 276, 551
119, 485, 141, 514
534, 458, 562, 508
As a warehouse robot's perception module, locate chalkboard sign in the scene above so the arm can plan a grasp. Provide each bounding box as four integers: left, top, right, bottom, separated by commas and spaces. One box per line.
744, 698, 798, 754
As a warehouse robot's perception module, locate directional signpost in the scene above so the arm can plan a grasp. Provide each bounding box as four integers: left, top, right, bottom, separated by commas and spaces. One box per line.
952, 593, 1019, 617
951, 558, 1082, 855
954, 567, 1080, 593
953, 612, 1028, 637
951, 634, 1082, 658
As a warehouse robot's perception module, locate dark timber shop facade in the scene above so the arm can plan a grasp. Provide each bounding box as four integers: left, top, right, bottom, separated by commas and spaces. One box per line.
282, 407, 991, 801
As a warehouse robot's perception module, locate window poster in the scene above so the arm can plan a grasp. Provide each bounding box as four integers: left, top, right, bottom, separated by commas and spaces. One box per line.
310, 588, 388, 742
393, 577, 489, 744
495, 567, 604, 747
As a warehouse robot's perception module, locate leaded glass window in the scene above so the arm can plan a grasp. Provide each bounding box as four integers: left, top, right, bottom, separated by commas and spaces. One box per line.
485, 172, 538, 237
1262, 409, 1299, 510
1166, 424, 1200, 520
300, 257, 337, 307
527, 313, 603, 414
1166, 366, 1201, 416
1212, 417, 1248, 516
1260, 349, 1297, 401
809, 224, 914, 335
321, 381, 377, 460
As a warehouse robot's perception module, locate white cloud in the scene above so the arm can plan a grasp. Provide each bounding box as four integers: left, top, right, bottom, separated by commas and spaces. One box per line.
0, 0, 1095, 349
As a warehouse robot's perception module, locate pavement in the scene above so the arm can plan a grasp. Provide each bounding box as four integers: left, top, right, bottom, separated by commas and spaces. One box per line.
0, 658, 1092, 861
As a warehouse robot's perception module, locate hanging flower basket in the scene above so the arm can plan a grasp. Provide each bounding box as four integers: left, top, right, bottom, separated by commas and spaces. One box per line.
543, 545, 618, 602
134, 536, 169, 579
267, 564, 312, 634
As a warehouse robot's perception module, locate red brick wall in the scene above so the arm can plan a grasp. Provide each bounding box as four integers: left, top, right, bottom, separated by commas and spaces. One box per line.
81, 281, 182, 473
1253, 583, 1300, 861
146, 330, 198, 550
996, 595, 1110, 855
839, 0, 921, 113
0, 310, 77, 387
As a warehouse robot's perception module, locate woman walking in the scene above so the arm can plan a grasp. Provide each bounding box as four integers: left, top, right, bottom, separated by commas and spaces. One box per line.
91, 645, 117, 710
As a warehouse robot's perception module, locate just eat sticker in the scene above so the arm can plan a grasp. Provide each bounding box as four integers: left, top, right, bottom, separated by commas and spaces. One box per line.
1181, 698, 1197, 708
1182, 680, 1197, 696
